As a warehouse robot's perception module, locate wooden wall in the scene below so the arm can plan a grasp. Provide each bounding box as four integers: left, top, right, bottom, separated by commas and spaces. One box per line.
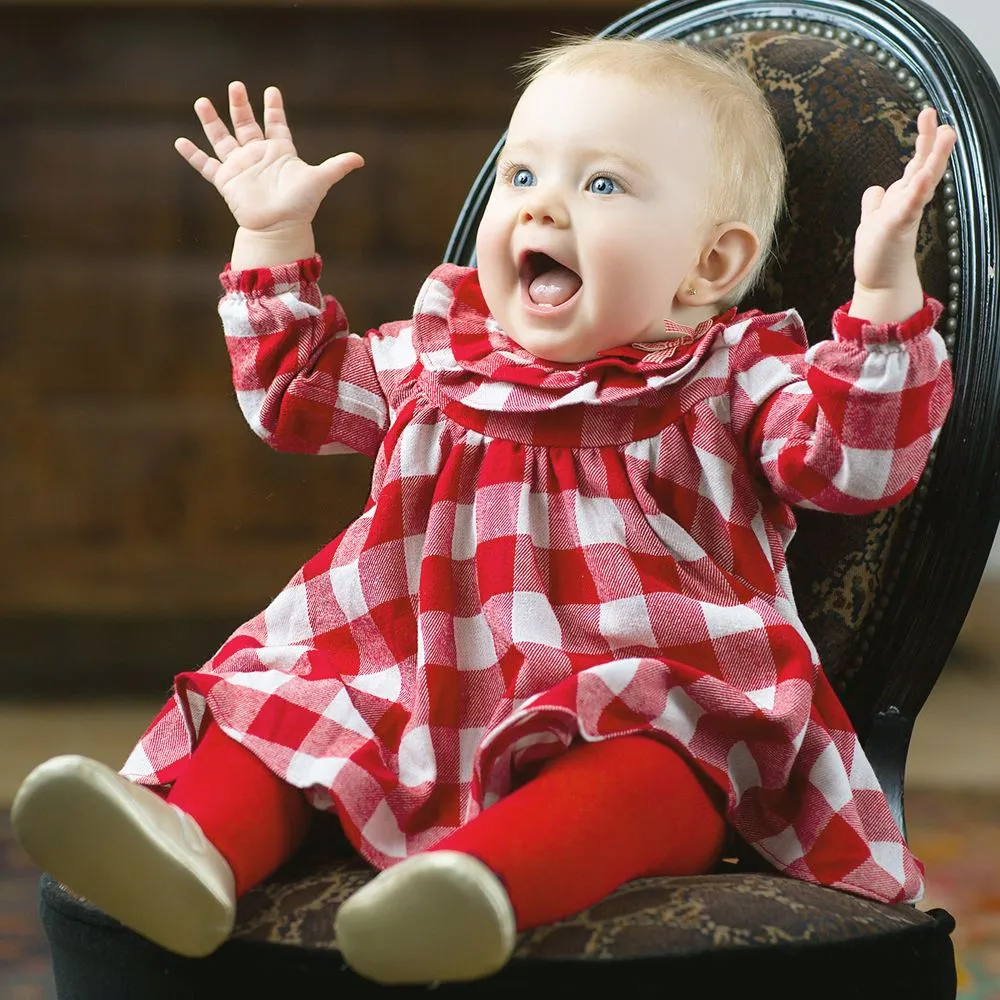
1, 0, 631, 696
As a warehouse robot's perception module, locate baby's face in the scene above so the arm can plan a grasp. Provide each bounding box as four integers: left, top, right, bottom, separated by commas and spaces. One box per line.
476, 70, 716, 363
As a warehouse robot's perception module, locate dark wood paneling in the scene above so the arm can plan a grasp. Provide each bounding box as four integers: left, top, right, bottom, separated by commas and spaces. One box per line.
0, 1, 631, 693
2, 126, 501, 258
0, 6, 621, 115
3, 258, 435, 396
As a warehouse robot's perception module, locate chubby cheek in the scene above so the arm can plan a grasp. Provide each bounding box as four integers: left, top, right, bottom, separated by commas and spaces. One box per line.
474, 197, 511, 272
583, 237, 656, 321
474, 206, 499, 262
583, 224, 648, 294
592, 229, 687, 318
474, 214, 510, 318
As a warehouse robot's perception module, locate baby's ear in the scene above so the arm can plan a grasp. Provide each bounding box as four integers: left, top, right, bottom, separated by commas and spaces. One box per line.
678, 223, 759, 306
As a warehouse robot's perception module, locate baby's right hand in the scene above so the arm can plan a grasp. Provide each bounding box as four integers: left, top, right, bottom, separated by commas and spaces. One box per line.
175, 82, 364, 234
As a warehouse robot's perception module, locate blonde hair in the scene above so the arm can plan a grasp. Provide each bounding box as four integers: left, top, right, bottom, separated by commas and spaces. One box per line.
516, 37, 787, 306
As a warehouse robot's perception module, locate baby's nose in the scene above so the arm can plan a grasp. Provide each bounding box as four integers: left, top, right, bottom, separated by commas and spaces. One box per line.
518, 193, 569, 227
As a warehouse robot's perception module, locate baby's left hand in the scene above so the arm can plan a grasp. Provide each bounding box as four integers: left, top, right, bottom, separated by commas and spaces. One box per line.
852, 107, 957, 295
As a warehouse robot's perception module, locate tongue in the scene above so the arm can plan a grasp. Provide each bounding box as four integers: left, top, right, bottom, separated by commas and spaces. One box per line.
528, 265, 581, 306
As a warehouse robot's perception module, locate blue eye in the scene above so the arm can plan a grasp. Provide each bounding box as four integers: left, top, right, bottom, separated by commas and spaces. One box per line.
511, 168, 535, 188
588, 175, 620, 195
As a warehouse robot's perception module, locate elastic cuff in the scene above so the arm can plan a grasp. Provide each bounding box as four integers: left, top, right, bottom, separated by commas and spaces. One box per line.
832, 295, 944, 347
220, 255, 323, 296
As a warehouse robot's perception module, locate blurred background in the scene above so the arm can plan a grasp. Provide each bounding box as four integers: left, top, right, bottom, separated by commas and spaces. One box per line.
0, 0, 998, 996
0, 0, 646, 708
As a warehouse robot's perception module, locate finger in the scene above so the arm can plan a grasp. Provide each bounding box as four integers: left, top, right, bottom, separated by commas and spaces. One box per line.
316, 151, 366, 190
262, 86, 293, 142
890, 154, 953, 229
902, 108, 938, 183
194, 95, 240, 161
906, 124, 957, 208
174, 136, 221, 184
902, 155, 921, 183
924, 123, 958, 184
913, 107, 939, 164
228, 80, 265, 146
860, 184, 885, 217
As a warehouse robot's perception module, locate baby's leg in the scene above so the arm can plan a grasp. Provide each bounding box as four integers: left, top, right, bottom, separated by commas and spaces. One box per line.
335, 734, 727, 983
438, 733, 727, 927
166, 720, 313, 897
12, 717, 311, 957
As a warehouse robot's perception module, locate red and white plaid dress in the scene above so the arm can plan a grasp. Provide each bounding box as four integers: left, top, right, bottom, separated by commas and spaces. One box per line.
124, 258, 952, 905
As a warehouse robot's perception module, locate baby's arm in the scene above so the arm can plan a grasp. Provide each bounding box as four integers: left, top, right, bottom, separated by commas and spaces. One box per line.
219, 259, 404, 457
729, 108, 957, 513
735, 304, 953, 514
848, 107, 956, 324
176, 83, 405, 457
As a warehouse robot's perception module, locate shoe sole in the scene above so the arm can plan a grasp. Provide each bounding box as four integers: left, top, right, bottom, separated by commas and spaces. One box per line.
335, 850, 516, 983
12, 755, 234, 957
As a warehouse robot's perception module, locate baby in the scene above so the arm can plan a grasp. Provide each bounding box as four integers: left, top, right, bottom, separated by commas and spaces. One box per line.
13, 36, 956, 985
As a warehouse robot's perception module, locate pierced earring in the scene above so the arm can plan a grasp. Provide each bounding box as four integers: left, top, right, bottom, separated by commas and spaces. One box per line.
687, 286, 697, 295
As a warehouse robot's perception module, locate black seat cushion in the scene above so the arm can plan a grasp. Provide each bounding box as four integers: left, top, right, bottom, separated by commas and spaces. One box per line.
40, 853, 957, 998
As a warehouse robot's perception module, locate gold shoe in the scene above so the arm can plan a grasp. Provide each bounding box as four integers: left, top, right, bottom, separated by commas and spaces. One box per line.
12, 754, 236, 957
335, 850, 517, 984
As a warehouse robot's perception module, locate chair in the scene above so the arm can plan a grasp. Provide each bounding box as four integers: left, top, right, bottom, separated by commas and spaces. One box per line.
38, 0, 1000, 996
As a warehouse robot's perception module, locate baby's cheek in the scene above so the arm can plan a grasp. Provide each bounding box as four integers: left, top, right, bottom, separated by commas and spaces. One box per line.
474, 222, 500, 277
474, 254, 507, 326
477, 213, 510, 271
587, 228, 643, 275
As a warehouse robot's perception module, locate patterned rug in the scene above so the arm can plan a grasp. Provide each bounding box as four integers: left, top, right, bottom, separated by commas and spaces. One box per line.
2, 790, 999, 999
1, 809, 55, 1000
906, 790, 1000, 999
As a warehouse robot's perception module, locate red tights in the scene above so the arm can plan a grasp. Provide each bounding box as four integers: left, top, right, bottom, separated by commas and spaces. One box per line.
165, 723, 313, 898
167, 723, 727, 930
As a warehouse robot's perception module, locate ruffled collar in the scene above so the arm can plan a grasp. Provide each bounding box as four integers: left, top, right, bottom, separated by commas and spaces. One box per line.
419, 269, 736, 412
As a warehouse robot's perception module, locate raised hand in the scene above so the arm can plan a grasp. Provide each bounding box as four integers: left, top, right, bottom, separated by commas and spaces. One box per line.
852, 107, 957, 300
175, 81, 364, 235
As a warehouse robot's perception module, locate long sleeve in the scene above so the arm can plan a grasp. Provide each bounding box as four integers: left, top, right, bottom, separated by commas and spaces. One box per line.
730, 298, 953, 514
218, 256, 417, 458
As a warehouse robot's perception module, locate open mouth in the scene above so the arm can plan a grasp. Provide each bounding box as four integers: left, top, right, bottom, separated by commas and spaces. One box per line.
518, 251, 582, 310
